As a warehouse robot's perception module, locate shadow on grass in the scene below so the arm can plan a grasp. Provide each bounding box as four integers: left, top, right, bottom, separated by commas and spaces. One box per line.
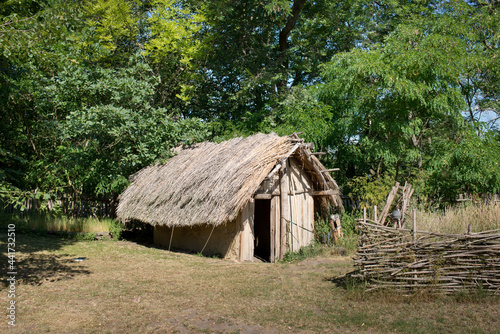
0, 232, 91, 287
325, 271, 363, 290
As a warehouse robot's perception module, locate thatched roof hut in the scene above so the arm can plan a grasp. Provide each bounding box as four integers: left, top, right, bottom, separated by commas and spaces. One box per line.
117, 133, 341, 262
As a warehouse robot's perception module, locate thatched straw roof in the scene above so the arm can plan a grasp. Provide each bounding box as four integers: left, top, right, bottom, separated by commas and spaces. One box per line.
117, 133, 341, 227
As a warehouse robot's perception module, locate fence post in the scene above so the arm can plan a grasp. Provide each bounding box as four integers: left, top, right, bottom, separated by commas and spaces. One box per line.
374, 205, 378, 224
363, 207, 366, 224
412, 209, 416, 242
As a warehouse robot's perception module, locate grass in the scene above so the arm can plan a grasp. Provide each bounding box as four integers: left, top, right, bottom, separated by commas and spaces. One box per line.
1, 232, 499, 333
410, 202, 500, 234
0, 212, 122, 236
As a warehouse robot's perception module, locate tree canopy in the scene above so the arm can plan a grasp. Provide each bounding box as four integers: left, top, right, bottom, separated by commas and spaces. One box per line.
1, 0, 498, 206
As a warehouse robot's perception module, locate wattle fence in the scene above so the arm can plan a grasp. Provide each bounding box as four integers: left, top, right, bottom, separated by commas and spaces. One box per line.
352, 220, 500, 295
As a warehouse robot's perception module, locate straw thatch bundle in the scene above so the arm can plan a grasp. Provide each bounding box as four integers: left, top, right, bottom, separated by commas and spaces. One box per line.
117, 133, 340, 227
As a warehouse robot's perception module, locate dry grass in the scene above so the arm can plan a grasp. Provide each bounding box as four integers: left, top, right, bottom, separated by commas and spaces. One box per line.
0, 214, 117, 233
1, 232, 499, 333
412, 203, 500, 234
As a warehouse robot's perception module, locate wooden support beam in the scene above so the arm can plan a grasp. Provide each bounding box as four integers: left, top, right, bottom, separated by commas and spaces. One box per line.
270, 198, 276, 263
254, 194, 272, 200
322, 168, 340, 172
303, 149, 328, 188
264, 163, 282, 180
302, 143, 314, 150
254, 189, 280, 197
279, 163, 290, 261
312, 189, 339, 196
378, 182, 400, 225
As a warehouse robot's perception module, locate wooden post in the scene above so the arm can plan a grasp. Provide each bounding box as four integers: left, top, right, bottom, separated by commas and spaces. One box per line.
168, 226, 175, 251
412, 209, 417, 287
279, 161, 290, 260
412, 209, 416, 242
363, 207, 367, 224
374, 205, 378, 224
270, 197, 276, 263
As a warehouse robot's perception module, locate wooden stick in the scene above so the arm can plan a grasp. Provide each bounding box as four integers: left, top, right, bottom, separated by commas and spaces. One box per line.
412, 209, 416, 242
322, 168, 340, 172
378, 182, 400, 225
168, 226, 175, 251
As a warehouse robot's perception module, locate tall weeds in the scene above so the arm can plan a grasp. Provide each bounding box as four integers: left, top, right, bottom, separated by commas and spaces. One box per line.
412, 203, 500, 234
0, 212, 120, 234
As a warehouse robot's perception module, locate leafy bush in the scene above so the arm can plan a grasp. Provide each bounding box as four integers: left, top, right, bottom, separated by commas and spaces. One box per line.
340, 210, 359, 237
346, 175, 394, 208
314, 215, 332, 243
281, 242, 325, 263
108, 220, 124, 240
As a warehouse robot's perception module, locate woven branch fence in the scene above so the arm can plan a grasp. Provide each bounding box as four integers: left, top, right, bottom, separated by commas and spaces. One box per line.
352, 220, 500, 295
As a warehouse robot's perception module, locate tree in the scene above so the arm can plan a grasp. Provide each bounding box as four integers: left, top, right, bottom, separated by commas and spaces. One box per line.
318, 0, 500, 200
185, 0, 360, 125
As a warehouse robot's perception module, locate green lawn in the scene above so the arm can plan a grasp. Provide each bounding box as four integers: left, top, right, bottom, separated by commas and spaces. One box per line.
1, 232, 499, 333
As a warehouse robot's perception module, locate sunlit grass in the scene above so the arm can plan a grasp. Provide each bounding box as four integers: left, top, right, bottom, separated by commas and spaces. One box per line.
411, 202, 500, 234
0, 212, 118, 233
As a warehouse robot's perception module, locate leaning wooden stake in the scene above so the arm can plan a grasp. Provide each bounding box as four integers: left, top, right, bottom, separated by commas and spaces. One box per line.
378, 182, 400, 225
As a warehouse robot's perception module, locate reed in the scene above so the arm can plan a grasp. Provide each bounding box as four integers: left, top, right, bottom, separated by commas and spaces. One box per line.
412, 202, 500, 234
1, 212, 117, 233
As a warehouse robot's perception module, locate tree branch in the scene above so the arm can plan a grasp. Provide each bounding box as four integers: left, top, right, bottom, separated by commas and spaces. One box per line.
279, 0, 307, 53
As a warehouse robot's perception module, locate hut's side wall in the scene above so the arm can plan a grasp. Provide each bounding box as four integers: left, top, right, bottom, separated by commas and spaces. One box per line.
288, 192, 315, 251
154, 220, 240, 259
238, 200, 255, 261
287, 158, 315, 252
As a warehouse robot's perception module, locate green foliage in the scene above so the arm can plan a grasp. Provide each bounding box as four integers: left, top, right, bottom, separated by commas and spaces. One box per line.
0, 0, 499, 205
314, 216, 332, 242
281, 242, 325, 263
340, 210, 359, 237
83, 0, 137, 53
145, 0, 203, 64
426, 126, 500, 200
76, 232, 97, 242
318, 0, 500, 200
108, 220, 123, 241
265, 86, 333, 149
346, 175, 395, 208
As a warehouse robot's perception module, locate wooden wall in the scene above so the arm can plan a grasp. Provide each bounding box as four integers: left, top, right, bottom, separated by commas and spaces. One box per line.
238, 199, 255, 261
154, 219, 240, 259
286, 158, 315, 253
